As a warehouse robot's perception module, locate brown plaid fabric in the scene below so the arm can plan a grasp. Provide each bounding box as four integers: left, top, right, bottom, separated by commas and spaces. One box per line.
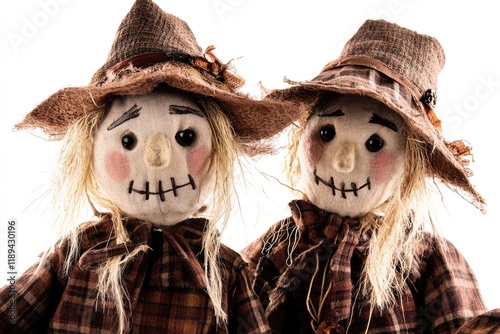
241, 200, 493, 333
455, 309, 500, 333
0, 215, 270, 333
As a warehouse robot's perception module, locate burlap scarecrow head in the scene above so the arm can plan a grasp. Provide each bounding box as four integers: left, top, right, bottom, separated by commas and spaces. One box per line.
271, 19, 485, 214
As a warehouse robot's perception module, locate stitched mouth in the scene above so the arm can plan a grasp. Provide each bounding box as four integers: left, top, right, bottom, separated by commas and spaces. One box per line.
313, 168, 370, 199
128, 175, 196, 201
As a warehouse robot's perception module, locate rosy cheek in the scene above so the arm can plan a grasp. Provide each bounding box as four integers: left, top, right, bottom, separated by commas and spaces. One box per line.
369, 151, 398, 184
104, 151, 131, 182
301, 134, 324, 165
187, 146, 210, 177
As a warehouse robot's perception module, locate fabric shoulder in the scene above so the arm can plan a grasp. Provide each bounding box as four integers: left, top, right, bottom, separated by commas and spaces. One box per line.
219, 242, 249, 271
410, 232, 477, 284
77, 214, 115, 251
41, 215, 113, 276
418, 233, 471, 266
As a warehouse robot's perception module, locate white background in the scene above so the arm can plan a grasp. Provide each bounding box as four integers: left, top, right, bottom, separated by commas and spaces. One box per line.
1, 0, 499, 310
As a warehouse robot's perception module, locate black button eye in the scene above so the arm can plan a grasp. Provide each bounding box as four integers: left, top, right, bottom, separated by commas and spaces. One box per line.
365, 134, 384, 152
121, 133, 137, 150
319, 125, 335, 142
175, 129, 196, 147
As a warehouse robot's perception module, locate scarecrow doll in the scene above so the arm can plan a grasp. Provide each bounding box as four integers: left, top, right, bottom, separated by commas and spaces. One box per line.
242, 20, 499, 333
0, 0, 294, 333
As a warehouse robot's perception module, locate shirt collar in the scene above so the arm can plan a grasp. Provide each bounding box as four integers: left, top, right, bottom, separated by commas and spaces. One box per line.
268, 200, 373, 325
78, 214, 208, 289
289, 199, 362, 241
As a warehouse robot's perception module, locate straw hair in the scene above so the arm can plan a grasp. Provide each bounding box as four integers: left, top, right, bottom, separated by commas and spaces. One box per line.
196, 97, 240, 326
359, 129, 433, 310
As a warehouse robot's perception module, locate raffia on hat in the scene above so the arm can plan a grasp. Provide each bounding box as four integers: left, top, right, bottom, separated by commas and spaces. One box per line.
15, 0, 295, 153
269, 19, 485, 211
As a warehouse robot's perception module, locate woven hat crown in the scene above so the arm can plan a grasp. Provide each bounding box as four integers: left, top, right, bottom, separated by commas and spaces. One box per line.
333, 19, 445, 100
102, 0, 203, 72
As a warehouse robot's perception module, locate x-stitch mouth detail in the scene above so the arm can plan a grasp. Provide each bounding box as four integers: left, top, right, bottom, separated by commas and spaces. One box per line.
128, 175, 196, 201
313, 168, 371, 199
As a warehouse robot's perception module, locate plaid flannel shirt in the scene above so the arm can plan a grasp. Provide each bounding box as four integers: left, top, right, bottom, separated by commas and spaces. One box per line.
241, 200, 498, 333
0, 214, 270, 333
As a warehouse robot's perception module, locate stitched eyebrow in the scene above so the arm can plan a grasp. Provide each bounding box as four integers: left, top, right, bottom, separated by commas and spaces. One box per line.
169, 105, 205, 118
317, 109, 345, 117
369, 113, 398, 132
107, 104, 142, 131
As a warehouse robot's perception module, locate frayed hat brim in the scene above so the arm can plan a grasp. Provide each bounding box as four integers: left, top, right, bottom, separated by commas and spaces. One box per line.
15, 61, 296, 151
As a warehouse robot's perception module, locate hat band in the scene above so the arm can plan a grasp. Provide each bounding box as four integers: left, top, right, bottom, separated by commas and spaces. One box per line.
109, 53, 184, 72
107, 47, 245, 91
323, 55, 442, 132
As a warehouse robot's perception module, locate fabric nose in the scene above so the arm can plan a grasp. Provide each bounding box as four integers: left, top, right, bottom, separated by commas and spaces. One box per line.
144, 133, 171, 167
333, 140, 355, 173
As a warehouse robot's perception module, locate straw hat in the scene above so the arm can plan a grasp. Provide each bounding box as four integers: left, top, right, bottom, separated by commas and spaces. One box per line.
269, 19, 485, 211
15, 0, 295, 152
